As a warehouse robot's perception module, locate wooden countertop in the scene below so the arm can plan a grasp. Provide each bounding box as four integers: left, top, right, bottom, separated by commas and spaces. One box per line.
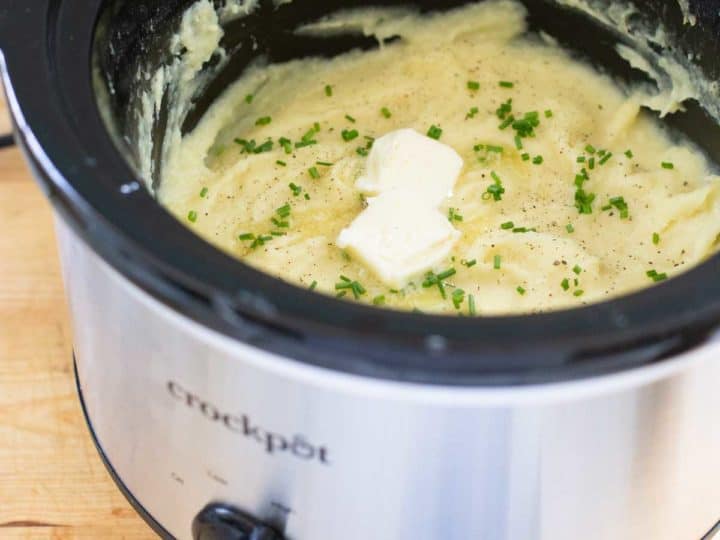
0, 90, 154, 537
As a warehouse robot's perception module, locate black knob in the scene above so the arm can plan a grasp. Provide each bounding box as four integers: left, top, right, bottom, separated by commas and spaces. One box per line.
192, 504, 283, 540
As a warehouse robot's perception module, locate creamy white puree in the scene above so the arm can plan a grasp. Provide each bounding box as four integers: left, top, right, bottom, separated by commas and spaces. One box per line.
158, 0, 720, 315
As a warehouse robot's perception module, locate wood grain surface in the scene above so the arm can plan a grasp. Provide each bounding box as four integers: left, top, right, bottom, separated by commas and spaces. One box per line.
0, 88, 155, 538
0, 87, 10, 134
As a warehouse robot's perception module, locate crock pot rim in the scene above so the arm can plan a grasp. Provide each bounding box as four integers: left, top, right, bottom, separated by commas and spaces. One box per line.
3, 0, 720, 386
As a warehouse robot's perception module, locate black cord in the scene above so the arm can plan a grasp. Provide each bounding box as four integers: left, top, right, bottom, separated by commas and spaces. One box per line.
0, 133, 15, 149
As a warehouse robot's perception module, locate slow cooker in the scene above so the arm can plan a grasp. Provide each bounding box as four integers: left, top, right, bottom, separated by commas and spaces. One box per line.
2, 0, 720, 538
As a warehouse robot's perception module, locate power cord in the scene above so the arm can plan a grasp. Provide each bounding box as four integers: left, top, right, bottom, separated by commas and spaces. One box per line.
0, 133, 15, 149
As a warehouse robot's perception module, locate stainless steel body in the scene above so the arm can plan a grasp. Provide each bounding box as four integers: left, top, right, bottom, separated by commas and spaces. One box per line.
57, 217, 720, 540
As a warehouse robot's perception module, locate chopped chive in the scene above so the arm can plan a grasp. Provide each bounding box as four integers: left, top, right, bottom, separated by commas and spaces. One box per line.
598, 149, 606, 157
517, 286, 526, 296
316, 161, 334, 167
462, 259, 477, 268
255, 116, 272, 126
199, 187, 208, 198
544, 109, 553, 118
297, 131, 316, 145
279, 137, 293, 154
577, 156, 586, 163
289, 182, 302, 196
575, 188, 596, 215
573, 290, 585, 297
606, 196, 629, 219
341, 129, 359, 142
250, 235, 273, 249
647, 269, 668, 282
308, 166, 320, 179
356, 147, 369, 157
497, 98, 513, 117
468, 294, 477, 316
521, 153, 530, 161
585, 144, 596, 155
381, 107, 392, 119
451, 288, 466, 309
239, 233, 255, 241
501, 221, 515, 230
494, 255, 502, 270
325, 85, 333, 97
448, 208, 464, 223
437, 281, 447, 300
498, 115, 515, 130
499, 80, 514, 88
254, 235, 272, 246
270, 218, 289, 229
256, 139, 274, 153
599, 152, 613, 165
353, 281, 367, 300
487, 145, 503, 153
335, 275, 366, 299
561, 278, 570, 291
295, 125, 320, 148
532, 155, 543, 165
566, 223, 575, 233
496, 98, 513, 119
345, 114, 356, 123
662, 162, 675, 170
437, 268, 457, 281
511, 111, 540, 138
373, 295, 386, 306
484, 171, 505, 202
276, 160, 287, 167
304, 193, 311, 200
625, 149, 634, 158
187, 210, 198, 223
514, 135, 523, 150
422, 268, 457, 300
245, 94, 253, 104
467, 80, 480, 91
427, 125, 443, 140
588, 157, 595, 170
466, 106, 479, 120
309, 280, 318, 291
653, 232, 660, 245
276, 204, 291, 218
234, 138, 254, 152
573, 264, 582, 275
236, 138, 265, 153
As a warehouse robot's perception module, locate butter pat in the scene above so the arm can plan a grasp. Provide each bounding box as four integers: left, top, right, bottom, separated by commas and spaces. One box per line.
337, 193, 461, 288
337, 129, 463, 288
356, 128, 463, 201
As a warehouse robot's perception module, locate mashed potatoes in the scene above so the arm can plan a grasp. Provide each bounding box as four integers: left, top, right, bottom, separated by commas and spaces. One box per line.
160, 0, 720, 316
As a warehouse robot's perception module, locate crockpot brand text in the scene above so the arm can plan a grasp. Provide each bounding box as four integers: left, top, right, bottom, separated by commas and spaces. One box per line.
167, 381, 330, 465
